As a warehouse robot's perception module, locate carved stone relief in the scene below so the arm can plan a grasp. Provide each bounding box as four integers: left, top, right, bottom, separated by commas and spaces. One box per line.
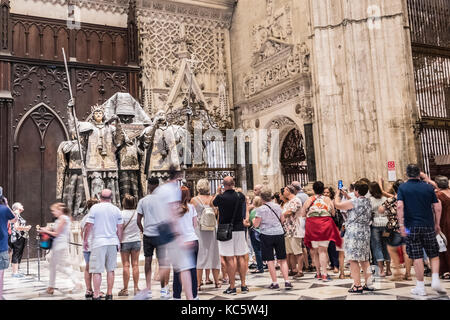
137, 1, 233, 126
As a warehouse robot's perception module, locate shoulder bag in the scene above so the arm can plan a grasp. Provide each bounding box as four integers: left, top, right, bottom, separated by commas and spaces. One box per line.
217, 192, 241, 242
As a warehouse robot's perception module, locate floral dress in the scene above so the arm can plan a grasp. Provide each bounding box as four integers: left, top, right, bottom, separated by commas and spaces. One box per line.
344, 197, 372, 261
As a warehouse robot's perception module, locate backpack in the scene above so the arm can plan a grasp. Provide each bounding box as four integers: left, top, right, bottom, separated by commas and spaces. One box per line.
196, 197, 217, 231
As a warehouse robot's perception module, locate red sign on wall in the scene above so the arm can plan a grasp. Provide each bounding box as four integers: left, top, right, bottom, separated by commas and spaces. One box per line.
387, 161, 395, 170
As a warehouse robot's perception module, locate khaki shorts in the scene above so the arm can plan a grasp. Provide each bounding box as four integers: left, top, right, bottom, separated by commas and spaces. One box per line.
285, 237, 303, 255
310, 241, 330, 249
89, 245, 118, 273
218, 231, 249, 257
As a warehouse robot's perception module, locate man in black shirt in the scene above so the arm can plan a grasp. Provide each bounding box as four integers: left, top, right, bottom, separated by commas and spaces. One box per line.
213, 176, 249, 295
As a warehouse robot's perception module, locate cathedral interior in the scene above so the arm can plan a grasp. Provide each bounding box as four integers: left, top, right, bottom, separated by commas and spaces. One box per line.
0, 0, 449, 242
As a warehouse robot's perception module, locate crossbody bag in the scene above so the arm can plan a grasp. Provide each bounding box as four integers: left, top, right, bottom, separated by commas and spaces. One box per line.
122, 210, 137, 234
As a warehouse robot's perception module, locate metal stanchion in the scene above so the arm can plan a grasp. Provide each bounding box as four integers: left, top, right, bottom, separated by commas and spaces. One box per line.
36, 233, 41, 282
25, 231, 30, 276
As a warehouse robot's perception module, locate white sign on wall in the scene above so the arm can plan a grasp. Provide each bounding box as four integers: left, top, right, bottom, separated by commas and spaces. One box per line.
387, 161, 397, 182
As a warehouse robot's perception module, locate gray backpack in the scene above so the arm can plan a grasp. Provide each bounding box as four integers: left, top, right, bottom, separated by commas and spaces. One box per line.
196, 197, 217, 231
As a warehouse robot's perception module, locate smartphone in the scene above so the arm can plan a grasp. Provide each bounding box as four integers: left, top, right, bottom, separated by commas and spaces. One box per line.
338, 180, 343, 190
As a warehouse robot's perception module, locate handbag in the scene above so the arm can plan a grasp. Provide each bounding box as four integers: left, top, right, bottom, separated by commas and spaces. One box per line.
217, 192, 242, 242
39, 232, 54, 250
157, 222, 176, 246
437, 232, 447, 253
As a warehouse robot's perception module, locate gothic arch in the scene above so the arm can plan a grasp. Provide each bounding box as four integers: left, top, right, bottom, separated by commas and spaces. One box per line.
14, 102, 70, 145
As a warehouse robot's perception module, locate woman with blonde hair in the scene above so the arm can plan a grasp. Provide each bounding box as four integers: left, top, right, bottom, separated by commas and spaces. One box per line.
191, 179, 221, 290
38, 202, 82, 295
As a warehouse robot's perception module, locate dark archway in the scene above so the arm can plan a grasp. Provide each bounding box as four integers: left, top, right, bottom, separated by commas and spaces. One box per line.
13, 103, 69, 255
280, 128, 308, 187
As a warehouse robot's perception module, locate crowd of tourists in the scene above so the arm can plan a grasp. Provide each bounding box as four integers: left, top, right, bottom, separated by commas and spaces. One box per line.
0, 163, 449, 300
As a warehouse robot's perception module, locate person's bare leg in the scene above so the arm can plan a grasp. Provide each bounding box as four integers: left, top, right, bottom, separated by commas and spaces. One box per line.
360, 261, 371, 284
84, 263, 92, 292
267, 260, 277, 283
197, 269, 203, 287
212, 269, 220, 285
159, 267, 170, 288
144, 257, 152, 290
303, 248, 309, 269
402, 246, 412, 278
179, 270, 193, 300
339, 251, 345, 277
12, 263, 18, 275
205, 269, 211, 283
279, 259, 289, 281
349, 261, 361, 286
413, 259, 425, 282
310, 248, 320, 276
131, 250, 140, 292
0, 270, 4, 299
377, 261, 385, 276
386, 260, 392, 276
220, 256, 228, 281
106, 271, 114, 295
237, 255, 247, 287
93, 273, 102, 298
296, 254, 304, 274
225, 256, 236, 289
318, 247, 329, 276
121, 251, 130, 291
387, 246, 401, 278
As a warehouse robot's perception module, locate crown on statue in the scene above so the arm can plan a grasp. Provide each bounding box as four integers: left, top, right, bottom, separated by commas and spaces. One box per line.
91, 104, 105, 114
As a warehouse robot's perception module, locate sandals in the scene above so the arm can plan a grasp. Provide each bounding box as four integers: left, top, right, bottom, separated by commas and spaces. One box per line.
441, 273, 450, 280
293, 272, 304, 279
46, 287, 54, 295
348, 285, 364, 293
85, 290, 93, 299
215, 282, 222, 288
338, 273, 345, 280
205, 280, 213, 285
314, 273, 322, 280
118, 289, 129, 296
362, 284, 375, 292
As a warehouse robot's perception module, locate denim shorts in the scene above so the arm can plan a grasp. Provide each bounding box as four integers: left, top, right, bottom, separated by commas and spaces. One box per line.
0, 251, 9, 270
387, 231, 406, 247
83, 251, 91, 264
120, 241, 141, 253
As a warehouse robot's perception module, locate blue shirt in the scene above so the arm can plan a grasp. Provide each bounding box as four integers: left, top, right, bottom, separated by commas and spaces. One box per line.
0, 204, 15, 252
397, 179, 438, 228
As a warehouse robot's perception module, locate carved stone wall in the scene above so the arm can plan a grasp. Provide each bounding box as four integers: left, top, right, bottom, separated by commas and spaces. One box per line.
308, 0, 420, 186
137, 0, 235, 124
231, 0, 313, 190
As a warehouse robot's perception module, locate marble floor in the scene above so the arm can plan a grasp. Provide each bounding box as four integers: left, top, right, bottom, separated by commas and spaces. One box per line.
2, 257, 450, 301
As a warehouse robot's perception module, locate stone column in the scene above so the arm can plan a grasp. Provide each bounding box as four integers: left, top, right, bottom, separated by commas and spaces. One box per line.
0, 0, 13, 196
308, 0, 420, 186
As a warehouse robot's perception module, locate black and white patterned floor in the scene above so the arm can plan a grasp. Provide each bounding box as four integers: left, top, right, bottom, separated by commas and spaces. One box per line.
3, 258, 450, 300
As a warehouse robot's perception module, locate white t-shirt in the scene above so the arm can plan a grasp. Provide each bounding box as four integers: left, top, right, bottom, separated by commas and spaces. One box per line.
52, 215, 71, 251
137, 194, 164, 237
80, 212, 94, 252
121, 209, 141, 243
177, 204, 198, 243
153, 181, 182, 222
86, 202, 123, 249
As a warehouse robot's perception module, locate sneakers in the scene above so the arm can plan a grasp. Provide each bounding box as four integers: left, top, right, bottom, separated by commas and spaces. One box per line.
160, 287, 171, 300
241, 286, 249, 294
223, 287, 237, 295
284, 282, 293, 290
12, 273, 24, 278
133, 289, 152, 300
268, 283, 280, 290
321, 274, 332, 282
432, 284, 447, 295
248, 263, 257, 270
411, 286, 427, 296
